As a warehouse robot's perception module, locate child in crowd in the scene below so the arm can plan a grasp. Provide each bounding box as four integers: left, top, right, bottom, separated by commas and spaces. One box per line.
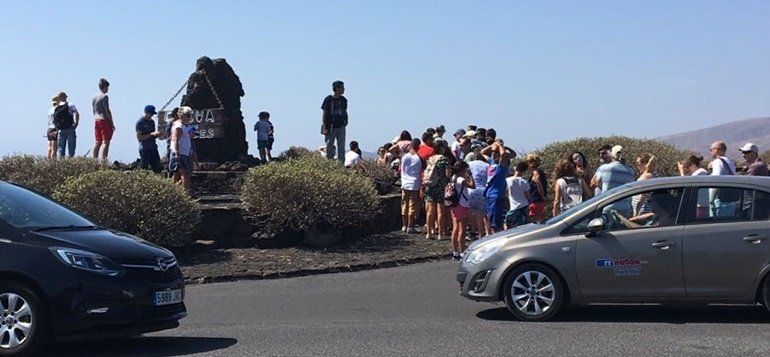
400, 139, 422, 234
448, 160, 475, 260
504, 161, 531, 229
345, 141, 363, 167
253, 111, 274, 163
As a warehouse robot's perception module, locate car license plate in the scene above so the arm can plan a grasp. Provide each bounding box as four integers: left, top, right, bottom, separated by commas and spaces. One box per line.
153, 289, 183, 306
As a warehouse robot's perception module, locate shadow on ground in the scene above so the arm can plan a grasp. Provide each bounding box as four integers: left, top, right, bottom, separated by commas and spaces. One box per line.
46, 336, 237, 356
477, 305, 770, 324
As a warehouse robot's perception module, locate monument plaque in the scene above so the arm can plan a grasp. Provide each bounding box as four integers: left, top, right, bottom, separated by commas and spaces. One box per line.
158, 108, 227, 140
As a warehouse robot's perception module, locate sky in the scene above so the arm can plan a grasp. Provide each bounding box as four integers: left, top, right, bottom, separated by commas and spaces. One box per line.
1, 0, 769, 162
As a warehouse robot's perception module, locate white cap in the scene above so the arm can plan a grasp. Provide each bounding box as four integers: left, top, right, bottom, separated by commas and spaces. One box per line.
462, 130, 476, 138
738, 143, 758, 153
611, 145, 624, 160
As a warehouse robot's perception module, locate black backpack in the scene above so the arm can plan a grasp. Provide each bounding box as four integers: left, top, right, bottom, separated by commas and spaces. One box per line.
53, 102, 74, 130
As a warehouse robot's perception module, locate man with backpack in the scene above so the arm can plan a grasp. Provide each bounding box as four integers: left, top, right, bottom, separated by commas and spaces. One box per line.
51, 92, 80, 158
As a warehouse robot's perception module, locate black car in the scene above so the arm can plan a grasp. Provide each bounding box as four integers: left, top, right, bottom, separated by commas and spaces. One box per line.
0, 181, 186, 355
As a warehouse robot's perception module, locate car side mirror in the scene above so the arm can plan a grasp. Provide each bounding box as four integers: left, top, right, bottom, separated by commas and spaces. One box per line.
586, 218, 606, 237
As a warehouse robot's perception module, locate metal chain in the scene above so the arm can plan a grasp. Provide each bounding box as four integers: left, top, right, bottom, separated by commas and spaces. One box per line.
202, 70, 225, 109
159, 79, 189, 113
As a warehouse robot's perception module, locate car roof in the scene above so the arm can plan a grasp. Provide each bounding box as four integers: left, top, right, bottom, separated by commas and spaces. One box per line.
625, 175, 770, 189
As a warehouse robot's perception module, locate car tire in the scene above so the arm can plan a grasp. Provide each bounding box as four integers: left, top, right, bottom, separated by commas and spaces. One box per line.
503, 263, 565, 322
0, 282, 47, 357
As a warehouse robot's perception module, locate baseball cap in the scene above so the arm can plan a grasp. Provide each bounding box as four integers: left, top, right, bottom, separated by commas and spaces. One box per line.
463, 130, 476, 138
738, 143, 758, 153
144, 105, 157, 114
454, 128, 465, 136
611, 145, 624, 159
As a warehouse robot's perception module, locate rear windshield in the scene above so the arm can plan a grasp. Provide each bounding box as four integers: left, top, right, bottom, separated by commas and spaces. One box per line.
0, 182, 93, 230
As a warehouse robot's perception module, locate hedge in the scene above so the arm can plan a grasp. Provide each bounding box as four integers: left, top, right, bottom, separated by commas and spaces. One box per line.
53, 170, 201, 247
241, 155, 381, 236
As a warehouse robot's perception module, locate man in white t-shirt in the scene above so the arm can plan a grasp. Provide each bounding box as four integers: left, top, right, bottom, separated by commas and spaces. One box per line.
400, 139, 423, 234
344, 141, 363, 167
505, 161, 531, 228
708, 141, 737, 217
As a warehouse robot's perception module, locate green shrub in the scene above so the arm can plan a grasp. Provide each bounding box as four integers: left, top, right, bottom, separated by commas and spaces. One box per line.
53, 170, 201, 247
280, 146, 317, 160
241, 155, 381, 236
532, 136, 691, 217
0, 155, 106, 196
352, 159, 398, 194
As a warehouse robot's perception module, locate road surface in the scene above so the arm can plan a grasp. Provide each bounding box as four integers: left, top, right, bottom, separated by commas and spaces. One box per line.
50, 260, 770, 356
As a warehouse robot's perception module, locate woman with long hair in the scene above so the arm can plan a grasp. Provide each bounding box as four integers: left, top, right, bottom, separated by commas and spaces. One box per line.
423, 140, 451, 240
569, 151, 592, 199
677, 154, 707, 176
552, 160, 585, 216
632, 153, 657, 217
449, 160, 475, 260
525, 154, 548, 223
389, 130, 413, 159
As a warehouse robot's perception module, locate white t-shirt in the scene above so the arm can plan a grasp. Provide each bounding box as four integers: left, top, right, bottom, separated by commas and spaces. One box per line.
400, 152, 422, 190
47, 103, 78, 129
170, 121, 193, 156
692, 168, 708, 176
710, 156, 736, 176
454, 176, 471, 208
506, 176, 530, 210
344, 151, 362, 167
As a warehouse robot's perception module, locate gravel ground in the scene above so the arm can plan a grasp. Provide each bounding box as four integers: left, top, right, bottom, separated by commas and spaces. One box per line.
177, 230, 467, 284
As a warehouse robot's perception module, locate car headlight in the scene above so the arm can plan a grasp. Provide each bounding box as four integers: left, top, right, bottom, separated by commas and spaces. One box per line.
465, 239, 506, 265
50, 247, 124, 276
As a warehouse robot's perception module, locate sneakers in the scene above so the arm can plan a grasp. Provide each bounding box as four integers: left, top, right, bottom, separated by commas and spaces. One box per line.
426, 233, 434, 240
452, 252, 461, 260
401, 226, 407, 232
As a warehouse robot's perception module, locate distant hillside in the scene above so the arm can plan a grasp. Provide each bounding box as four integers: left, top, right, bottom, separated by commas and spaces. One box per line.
657, 117, 770, 159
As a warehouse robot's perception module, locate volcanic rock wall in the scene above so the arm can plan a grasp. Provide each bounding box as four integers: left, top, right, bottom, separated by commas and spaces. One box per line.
181, 56, 248, 163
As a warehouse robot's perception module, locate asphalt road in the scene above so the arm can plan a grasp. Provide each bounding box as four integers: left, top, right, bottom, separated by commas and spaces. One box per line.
50, 260, 770, 356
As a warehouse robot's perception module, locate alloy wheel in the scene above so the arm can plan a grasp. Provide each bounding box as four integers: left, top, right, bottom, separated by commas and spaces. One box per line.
510, 271, 556, 316
0, 293, 33, 349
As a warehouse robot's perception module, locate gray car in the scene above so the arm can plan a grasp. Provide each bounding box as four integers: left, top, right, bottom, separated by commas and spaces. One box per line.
457, 175, 770, 321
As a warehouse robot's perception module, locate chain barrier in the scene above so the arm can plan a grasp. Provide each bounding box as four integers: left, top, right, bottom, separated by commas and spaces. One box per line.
202, 70, 225, 109
159, 79, 189, 113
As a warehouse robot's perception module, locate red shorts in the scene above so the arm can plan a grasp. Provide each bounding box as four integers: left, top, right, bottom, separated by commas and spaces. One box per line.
94, 120, 114, 142
528, 202, 546, 222
451, 205, 470, 221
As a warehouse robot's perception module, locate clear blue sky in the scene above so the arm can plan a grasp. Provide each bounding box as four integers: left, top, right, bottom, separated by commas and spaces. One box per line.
1, 0, 769, 162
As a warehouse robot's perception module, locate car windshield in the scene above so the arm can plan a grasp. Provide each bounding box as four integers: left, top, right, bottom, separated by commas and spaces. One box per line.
0, 182, 94, 230
544, 185, 628, 225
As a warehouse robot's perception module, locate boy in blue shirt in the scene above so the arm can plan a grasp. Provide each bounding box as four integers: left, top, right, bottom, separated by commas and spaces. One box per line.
253, 111, 274, 163
480, 141, 515, 232
135, 105, 162, 173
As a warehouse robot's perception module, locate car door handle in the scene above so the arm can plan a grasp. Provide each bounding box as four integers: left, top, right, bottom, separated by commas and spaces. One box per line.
743, 235, 767, 244
651, 241, 676, 250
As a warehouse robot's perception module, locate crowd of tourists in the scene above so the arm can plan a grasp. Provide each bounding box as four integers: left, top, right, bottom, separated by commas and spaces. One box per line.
370, 125, 769, 259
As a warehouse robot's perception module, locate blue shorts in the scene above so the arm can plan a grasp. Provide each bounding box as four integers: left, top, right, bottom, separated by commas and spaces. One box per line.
169, 154, 193, 173
486, 195, 506, 230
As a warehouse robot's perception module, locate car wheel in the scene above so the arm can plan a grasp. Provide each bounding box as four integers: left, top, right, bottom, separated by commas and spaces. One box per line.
503, 263, 565, 322
0, 282, 47, 357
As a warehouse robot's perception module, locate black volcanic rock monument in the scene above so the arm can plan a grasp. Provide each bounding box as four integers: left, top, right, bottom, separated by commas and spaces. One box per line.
179, 56, 248, 163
